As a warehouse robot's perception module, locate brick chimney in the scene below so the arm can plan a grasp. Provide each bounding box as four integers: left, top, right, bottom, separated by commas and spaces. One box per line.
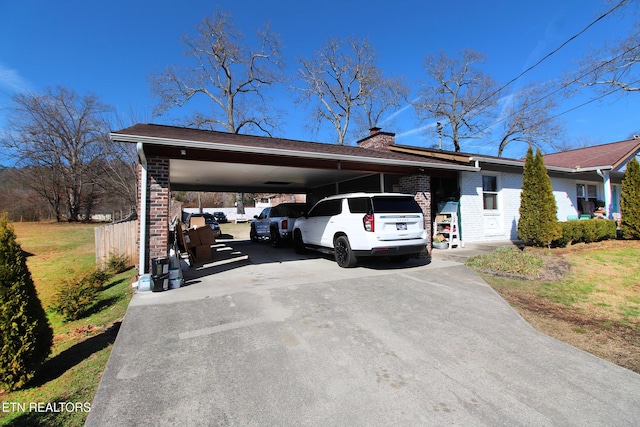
357, 127, 396, 151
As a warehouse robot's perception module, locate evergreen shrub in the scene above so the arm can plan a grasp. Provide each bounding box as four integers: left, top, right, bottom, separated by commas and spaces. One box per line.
53, 273, 103, 322
0, 213, 53, 390
621, 157, 640, 239
107, 251, 128, 274
518, 147, 562, 247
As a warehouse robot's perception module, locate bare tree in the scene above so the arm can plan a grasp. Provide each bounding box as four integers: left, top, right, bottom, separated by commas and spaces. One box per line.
496, 82, 565, 156
1, 86, 111, 221
0, 167, 53, 221
569, 1, 639, 94
357, 69, 409, 136
414, 49, 499, 152
100, 111, 144, 211
149, 9, 285, 136
295, 37, 406, 145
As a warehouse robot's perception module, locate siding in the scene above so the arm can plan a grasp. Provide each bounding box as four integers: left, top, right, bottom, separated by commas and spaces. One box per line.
459, 171, 522, 243
552, 177, 580, 221
459, 172, 602, 243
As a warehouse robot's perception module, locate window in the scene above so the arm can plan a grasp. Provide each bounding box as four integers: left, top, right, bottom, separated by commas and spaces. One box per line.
482, 176, 498, 210
576, 183, 598, 215
576, 184, 597, 200
347, 197, 372, 214
372, 196, 422, 214
308, 199, 342, 217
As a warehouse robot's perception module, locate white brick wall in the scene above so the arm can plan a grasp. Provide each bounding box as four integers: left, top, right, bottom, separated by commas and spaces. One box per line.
459, 171, 522, 243
552, 177, 580, 221
459, 172, 602, 243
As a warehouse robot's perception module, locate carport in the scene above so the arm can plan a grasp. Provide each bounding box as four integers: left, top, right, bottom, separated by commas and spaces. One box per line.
109, 124, 479, 274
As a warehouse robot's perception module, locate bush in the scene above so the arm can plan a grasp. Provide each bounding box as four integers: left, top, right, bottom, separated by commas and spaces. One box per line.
553, 219, 617, 247
0, 213, 53, 391
107, 252, 128, 274
518, 147, 561, 247
621, 157, 640, 239
87, 268, 112, 289
53, 274, 101, 322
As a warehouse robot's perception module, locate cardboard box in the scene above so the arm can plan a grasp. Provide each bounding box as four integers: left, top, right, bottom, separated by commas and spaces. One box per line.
184, 229, 201, 248
435, 215, 448, 223
197, 226, 216, 246
190, 216, 206, 228
195, 245, 212, 262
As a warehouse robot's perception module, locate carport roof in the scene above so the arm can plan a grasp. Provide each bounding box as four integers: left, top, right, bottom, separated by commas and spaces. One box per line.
110, 124, 478, 192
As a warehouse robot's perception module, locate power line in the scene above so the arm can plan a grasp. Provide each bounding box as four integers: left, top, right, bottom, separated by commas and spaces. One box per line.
548, 78, 640, 121
484, 0, 630, 103
477, 1, 635, 139
481, 43, 639, 135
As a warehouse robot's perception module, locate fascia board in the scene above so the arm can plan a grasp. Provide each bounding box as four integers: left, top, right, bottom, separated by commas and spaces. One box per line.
110, 133, 480, 172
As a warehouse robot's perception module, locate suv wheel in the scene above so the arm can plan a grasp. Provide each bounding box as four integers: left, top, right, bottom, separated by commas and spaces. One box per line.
293, 230, 307, 254
270, 226, 282, 248
334, 235, 357, 268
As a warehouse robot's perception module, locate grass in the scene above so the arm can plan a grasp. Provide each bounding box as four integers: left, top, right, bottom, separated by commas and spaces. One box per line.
467, 240, 640, 373
466, 246, 544, 277
1, 222, 135, 427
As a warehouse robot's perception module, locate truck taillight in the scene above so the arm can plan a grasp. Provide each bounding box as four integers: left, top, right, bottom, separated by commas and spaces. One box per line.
363, 213, 374, 232
281, 219, 288, 229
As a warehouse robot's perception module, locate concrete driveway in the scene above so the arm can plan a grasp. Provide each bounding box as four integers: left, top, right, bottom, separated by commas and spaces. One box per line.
86, 240, 640, 426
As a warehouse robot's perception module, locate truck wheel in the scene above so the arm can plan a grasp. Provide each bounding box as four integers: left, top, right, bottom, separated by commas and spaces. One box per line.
293, 230, 307, 254
250, 225, 259, 242
270, 226, 282, 248
334, 235, 357, 268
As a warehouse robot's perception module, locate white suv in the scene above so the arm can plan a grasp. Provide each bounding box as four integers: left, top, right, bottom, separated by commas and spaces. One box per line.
292, 193, 428, 268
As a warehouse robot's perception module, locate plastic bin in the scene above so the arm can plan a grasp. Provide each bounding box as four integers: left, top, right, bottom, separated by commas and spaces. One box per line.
138, 274, 152, 291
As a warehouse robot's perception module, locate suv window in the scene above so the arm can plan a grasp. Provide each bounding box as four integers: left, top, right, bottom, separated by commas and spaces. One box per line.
347, 197, 372, 214
371, 196, 421, 214
308, 199, 342, 217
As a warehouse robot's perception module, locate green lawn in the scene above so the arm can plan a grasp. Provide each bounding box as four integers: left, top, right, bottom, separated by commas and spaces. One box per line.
1, 222, 135, 427
467, 241, 640, 373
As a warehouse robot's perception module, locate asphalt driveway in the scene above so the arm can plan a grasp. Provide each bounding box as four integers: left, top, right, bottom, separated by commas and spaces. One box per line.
86, 241, 640, 426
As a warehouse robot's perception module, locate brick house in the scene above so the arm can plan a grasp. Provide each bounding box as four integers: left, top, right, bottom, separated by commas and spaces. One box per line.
111, 124, 640, 274
112, 124, 474, 273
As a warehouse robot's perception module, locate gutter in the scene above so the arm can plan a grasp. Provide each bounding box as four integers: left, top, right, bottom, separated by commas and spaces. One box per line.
110, 133, 481, 172
136, 142, 148, 275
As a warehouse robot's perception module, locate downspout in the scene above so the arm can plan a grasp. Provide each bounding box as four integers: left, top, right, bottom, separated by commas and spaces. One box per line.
596, 169, 611, 218
137, 143, 148, 275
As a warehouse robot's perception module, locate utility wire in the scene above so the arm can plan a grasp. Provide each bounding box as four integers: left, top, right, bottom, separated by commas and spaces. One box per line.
547, 78, 640, 121
481, 0, 630, 105
481, 43, 639, 135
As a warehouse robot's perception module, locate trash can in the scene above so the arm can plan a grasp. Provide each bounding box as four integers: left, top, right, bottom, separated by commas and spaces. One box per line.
151, 257, 169, 292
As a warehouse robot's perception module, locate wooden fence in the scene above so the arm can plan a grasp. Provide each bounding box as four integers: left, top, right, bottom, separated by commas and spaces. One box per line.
95, 220, 138, 269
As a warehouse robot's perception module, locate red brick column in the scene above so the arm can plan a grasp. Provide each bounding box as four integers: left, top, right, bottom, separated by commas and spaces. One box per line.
400, 174, 432, 255
139, 156, 170, 271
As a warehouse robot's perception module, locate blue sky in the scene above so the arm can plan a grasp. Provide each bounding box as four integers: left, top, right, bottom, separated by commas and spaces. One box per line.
1, 0, 638, 159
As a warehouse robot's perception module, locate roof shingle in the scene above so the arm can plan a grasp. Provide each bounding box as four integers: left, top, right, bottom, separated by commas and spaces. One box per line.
542, 139, 640, 170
